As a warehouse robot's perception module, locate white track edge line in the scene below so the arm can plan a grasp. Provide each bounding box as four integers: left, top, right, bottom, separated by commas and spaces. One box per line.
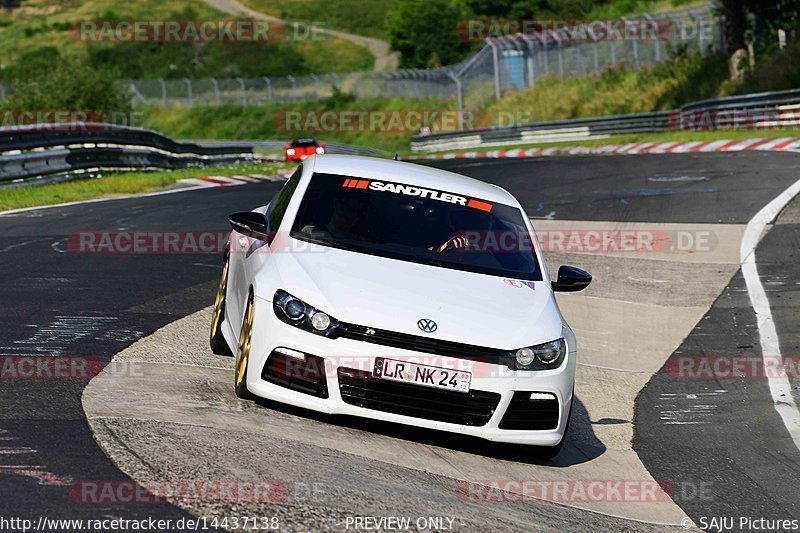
0, 184, 210, 217
741, 176, 800, 448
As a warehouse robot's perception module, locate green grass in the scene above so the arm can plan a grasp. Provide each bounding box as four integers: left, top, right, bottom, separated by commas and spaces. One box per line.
0, 0, 374, 77
0, 162, 290, 211
483, 52, 730, 125
239, 0, 394, 39
142, 97, 454, 153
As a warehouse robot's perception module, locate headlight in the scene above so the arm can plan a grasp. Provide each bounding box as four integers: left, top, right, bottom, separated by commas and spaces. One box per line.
515, 347, 535, 366
511, 338, 566, 370
273, 289, 340, 337
311, 312, 331, 331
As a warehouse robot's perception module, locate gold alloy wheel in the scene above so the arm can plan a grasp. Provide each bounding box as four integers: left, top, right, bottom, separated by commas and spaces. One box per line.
235, 294, 255, 388
210, 257, 229, 341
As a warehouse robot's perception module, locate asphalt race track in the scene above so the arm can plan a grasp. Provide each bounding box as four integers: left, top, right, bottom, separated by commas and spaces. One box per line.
2, 151, 800, 531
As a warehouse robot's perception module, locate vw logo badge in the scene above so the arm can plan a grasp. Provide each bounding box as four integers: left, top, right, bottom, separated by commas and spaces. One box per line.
417, 318, 438, 333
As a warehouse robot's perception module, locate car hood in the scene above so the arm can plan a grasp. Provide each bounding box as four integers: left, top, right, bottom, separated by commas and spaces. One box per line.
268, 244, 563, 350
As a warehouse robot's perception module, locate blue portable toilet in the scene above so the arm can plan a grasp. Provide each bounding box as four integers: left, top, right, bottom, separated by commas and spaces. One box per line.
501, 50, 525, 89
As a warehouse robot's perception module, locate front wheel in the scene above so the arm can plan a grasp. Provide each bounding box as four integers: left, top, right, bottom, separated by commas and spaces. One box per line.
210, 254, 233, 357
234, 291, 256, 400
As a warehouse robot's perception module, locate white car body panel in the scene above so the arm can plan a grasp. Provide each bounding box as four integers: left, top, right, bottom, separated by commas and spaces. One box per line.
221, 155, 580, 446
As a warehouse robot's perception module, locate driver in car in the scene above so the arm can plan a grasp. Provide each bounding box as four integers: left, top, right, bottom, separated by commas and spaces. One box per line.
430, 209, 487, 253
301, 192, 369, 240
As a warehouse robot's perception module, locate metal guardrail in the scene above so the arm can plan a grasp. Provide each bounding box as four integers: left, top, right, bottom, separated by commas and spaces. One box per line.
411, 112, 672, 152
410, 89, 800, 152
680, 88, 800, 111
0, 123, 258, 186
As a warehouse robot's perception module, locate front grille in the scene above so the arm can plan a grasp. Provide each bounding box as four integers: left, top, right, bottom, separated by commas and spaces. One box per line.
338, 323, 513, 367
338, 367, 501, 426
262, 350, 328, 398
499, 392, 559, 430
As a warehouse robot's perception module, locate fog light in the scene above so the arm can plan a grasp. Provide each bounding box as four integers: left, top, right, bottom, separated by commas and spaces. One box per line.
275, 347, 306, 361
311, 312, 331, 331
515, 347, 535, 367
529, 392, 556, 401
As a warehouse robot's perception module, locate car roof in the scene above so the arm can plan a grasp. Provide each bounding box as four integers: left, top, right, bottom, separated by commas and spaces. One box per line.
307, 155, 520, 206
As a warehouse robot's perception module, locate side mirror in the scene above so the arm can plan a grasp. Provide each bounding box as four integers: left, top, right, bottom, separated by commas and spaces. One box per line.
229, 211, 269, 241
552, 265, 592, 292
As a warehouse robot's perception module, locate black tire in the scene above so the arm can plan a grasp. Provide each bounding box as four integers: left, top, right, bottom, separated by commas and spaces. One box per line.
210, 254, 233, 357
234, 291, 257, 400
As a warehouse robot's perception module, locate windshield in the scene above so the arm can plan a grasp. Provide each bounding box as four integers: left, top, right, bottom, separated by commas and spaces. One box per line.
291, 139, 318, 147
290, 173, 542, 280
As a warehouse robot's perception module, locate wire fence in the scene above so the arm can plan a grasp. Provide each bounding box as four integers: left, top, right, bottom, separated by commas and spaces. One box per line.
118, 3, 722, 118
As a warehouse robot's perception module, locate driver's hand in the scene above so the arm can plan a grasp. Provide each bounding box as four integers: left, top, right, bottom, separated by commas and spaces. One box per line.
434, 234, 469, 253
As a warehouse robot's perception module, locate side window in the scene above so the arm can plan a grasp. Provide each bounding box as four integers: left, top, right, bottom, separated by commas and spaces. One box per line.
268, 165, 303, 230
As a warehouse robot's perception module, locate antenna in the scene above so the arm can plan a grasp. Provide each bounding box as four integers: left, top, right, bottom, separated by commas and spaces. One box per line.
394, 153, 399, 160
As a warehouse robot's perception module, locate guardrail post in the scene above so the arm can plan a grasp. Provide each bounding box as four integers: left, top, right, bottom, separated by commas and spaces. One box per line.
262, 77, 273, 103
447, 72, 464, 131
0, 83, 5, 100
610, 38, 616, 66
183, 78, 193, 106
556, 37, 564, 79
587, 24, 600, 73
623, 18, 639, 67
236, 77, 247, 107
159, 78, 167, 107
486, 39, 501, 101
540, 33, 549, 76
644, 14, 661, 62
689, 8, 704, 52
287, 75, 297, 100
310, 74, 321, 99
211, 78, 221, 105
524, 37, 536, 87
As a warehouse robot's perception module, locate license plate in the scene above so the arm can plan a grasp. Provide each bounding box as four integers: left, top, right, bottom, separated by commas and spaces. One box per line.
373, 358, 471, 393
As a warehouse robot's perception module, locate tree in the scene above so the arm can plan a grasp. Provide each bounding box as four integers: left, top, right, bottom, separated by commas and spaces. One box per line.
6, 49, 131, 116
386, 0, 471, 68
722, 0, 747, 53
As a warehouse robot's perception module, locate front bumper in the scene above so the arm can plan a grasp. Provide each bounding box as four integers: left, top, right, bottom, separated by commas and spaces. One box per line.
239, 296, 575, 446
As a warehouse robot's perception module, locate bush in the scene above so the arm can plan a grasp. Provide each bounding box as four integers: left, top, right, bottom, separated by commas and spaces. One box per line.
5, 50, 131, 116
